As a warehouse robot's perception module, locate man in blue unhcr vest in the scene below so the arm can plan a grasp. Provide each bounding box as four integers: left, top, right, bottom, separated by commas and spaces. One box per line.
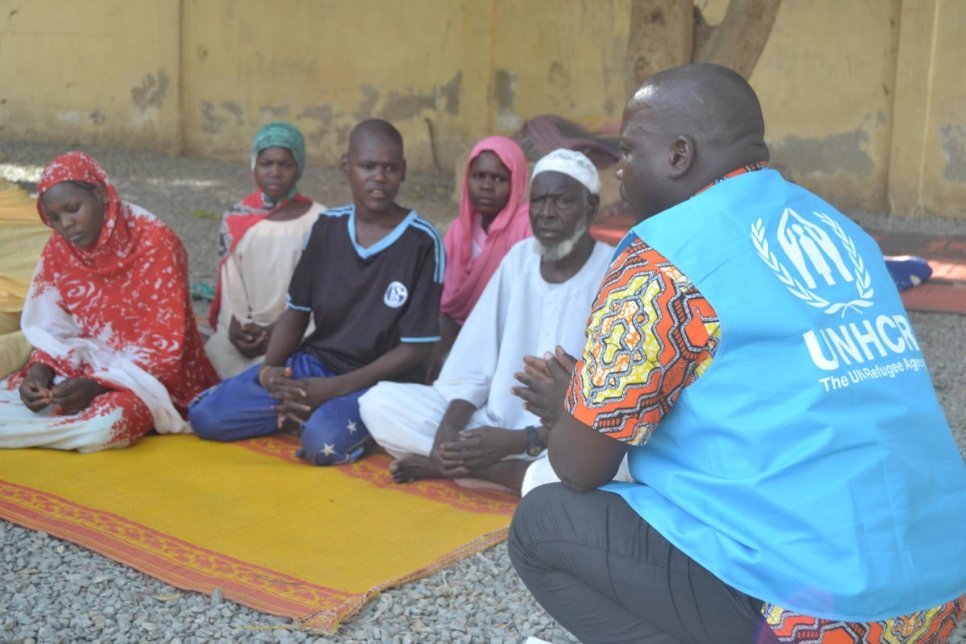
508, 63, 965, 643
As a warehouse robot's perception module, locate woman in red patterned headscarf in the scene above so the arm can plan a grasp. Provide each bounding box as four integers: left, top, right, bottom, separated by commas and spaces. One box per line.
0, 151, 218, 452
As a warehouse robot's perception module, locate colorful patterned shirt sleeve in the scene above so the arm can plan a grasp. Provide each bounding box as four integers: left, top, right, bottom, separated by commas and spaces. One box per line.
565, 238, 720, 446
763, 594, 965, 643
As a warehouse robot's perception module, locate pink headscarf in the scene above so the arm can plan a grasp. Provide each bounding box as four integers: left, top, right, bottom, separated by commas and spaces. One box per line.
440, 136, 531, 325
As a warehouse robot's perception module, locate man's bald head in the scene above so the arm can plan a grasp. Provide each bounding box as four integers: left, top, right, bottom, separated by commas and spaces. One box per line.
629, 63, 766, 152
348, 118, 404, 154
619, 63, 770, 221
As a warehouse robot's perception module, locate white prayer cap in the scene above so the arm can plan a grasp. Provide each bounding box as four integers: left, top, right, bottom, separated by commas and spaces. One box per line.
531, 148, 601, 195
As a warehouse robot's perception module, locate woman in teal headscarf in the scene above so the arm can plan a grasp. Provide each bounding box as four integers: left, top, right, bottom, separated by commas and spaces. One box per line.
205, 121, 326, 378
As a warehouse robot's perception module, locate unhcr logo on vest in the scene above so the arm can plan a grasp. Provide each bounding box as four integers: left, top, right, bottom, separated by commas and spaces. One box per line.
752, 208, 874, 316
754, 209, 919, 385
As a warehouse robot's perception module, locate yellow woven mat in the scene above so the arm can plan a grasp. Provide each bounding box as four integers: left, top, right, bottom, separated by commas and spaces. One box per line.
0, 434, 517, 631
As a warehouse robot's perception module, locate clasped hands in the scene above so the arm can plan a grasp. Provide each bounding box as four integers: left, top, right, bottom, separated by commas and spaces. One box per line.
19, 363, 107, 415
511, 345, 577, 430
229, 315, 271, 359
431, 425, 524, 476
258, 365, 340, 430
425, 346, 578, 475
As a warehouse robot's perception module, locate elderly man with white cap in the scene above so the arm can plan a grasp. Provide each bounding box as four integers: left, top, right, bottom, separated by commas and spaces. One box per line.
359, 148, 619, 494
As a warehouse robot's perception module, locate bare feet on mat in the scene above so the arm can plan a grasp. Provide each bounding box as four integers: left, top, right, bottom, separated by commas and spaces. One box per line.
390, 457, 527, 497
389, 455, 466, 483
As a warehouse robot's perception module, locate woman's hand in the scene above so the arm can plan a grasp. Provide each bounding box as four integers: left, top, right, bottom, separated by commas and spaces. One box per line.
19, 363, 55, 412
50, 377, 108, 415
229, 315, 271, 359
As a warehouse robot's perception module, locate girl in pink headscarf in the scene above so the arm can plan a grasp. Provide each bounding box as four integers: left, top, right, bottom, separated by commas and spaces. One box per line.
430, 136, 531, 379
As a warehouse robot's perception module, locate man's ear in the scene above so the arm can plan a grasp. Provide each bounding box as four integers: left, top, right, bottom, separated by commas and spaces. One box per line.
399, 158, 407, 183
585, 193, 600, 221
339, 153, 348, 176
668, 135, 694, 179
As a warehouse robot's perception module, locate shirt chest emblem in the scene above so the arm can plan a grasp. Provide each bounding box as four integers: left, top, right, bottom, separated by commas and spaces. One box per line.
384, 281, 408, 308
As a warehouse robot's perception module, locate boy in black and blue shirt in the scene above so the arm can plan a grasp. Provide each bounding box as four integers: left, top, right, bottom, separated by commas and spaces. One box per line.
190, 119, 443, 465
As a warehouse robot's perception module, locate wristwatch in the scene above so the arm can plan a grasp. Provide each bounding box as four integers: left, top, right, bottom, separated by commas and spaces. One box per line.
525, 426, 544, 457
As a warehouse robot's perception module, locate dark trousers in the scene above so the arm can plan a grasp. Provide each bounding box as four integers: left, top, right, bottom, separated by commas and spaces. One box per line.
509, 484, 778, 644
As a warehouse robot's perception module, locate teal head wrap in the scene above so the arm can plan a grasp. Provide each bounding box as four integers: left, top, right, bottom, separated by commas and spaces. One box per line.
250, 121, 306, 186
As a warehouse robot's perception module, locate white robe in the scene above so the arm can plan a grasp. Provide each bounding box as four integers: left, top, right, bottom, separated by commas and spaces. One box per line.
360, 238, 623, 494
205, 202, 323, 378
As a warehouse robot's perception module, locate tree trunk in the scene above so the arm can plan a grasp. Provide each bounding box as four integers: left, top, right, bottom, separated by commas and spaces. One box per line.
692, 0, 783, 78
623, 0, 693, 99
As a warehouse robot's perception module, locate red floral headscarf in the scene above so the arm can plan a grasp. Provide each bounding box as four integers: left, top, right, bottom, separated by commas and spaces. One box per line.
37, 151, 140, 275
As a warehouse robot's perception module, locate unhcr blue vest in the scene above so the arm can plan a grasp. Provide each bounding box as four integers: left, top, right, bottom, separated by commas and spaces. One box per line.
602, 169, 966, 620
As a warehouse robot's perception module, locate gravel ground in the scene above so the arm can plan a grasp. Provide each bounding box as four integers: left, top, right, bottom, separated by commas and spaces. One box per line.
1, 141, 964, 643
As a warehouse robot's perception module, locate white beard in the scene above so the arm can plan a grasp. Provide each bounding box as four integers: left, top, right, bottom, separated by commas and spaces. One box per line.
534, 217, 590, 262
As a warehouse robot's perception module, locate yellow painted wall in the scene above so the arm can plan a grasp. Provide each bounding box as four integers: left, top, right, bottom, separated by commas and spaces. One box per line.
178, 0, 628, 170
487, 2, 628, 133
922, 0, 966, 215
888, 0, 966, 216
0, 0, 181, 152
180, 0, 492, 169
751, 0, 900, 214
1, 0, 964, 218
